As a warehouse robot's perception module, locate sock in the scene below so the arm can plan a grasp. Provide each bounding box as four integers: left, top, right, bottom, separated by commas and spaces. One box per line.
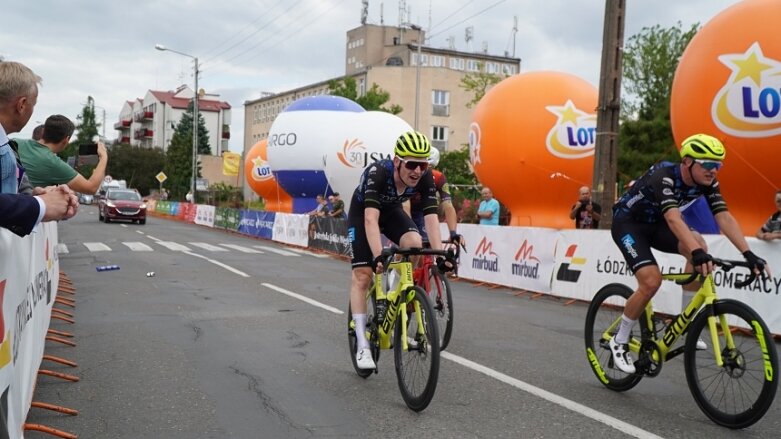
354, 313, 369, 350
615, 314, 637, 345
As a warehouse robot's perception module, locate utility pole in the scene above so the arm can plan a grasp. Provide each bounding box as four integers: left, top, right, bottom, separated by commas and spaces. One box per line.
592, 0, 626, 229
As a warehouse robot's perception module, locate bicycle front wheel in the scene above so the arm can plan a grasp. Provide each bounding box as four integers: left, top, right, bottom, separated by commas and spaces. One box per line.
684, 300, 778, 429
428, 266, 454, 351
394, 286, 440, 411
584, 283, 645, 391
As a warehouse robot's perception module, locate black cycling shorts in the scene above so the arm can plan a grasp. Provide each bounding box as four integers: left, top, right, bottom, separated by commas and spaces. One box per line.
611, 219, 680, 273
348, 204, 420, 268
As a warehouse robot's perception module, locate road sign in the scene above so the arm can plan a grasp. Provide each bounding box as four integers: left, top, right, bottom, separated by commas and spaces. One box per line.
155, 172, 167, 184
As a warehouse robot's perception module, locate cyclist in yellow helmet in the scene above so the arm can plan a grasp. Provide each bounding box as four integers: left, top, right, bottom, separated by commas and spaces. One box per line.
347, 130, 451, 369
608, 134, 768, 374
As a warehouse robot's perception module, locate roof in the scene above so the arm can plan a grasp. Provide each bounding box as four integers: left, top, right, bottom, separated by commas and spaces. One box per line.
150, 90, 231, 112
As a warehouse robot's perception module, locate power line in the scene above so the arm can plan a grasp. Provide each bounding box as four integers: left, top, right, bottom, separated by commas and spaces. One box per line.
428, 0, 507, 41
429, 0, 476, 34
200, 1, 285, 59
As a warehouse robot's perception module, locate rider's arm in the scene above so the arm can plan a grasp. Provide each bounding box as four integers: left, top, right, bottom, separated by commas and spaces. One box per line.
424, 213, 444, 250
663, 208, 702, 254
714, 211, 751, 253
442, 199, 457, 235
364, 206, 383, 259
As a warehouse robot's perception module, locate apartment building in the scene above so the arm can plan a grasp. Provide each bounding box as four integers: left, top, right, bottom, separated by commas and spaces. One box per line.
244, 23, 521, 155
115, 85, 232, 156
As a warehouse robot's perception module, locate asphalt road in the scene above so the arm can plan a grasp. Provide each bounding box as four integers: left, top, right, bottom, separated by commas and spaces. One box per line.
25, 205, 781, 438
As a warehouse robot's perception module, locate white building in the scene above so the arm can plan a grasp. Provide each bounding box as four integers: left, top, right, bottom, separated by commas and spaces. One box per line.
115, 85, 232, 155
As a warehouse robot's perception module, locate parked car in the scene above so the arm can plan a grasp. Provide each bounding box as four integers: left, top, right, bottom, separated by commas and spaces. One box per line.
78, 192, 94, 205
98, 188, 146, 224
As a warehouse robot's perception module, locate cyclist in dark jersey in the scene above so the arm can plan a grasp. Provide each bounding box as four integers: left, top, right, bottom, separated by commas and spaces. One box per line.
347, 131, 449, 370
608, 134, 768, 374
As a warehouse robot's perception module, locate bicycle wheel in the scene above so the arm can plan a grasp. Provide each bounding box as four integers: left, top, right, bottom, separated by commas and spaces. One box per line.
394, 286, 440, 411
684, 300, 778, 429
348, 290, 380, 379
584, 283, 645, 391
428, 266, 454, 351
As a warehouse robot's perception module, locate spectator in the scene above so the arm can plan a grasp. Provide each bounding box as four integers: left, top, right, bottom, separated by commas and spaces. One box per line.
569, 186, 602, 229
160, 188, 168, 201
757, 189, 781, 241
477, 187, 500, 225
17, 115, 108, 193
185, 190, 194, 203
0, 61, 41, 194
307, 194, 328, 217
0, 185, 78, 237
32, 124, 44, 141
329, 192, 346, 219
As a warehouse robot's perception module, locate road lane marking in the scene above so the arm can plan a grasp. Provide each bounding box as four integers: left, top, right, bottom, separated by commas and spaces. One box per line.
121, 224, 128, 228
83, 242, 111, 252
189, 242, 229, 252
440, 352, 663, 439
122, 242, 154, 251
146, 235, 162, 241
183, 251, 250, 277
287, 248, 329, 258
253, 245, 300, 257
261, 283, 343, 314
156, 241, 191, 251
56, 243, 69, 254
136, 230, 145, 235
219, 244, 264, 253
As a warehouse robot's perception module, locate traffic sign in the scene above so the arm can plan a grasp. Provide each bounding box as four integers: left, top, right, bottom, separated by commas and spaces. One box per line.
155, 172, 167, 184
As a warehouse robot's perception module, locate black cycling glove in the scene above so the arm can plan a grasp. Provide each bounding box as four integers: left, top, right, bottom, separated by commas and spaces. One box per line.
371, 255, 385, 271
743, 250, 767, 273
436, 256, 455, 273
691, 248, 713, 267
449, 231, 463, 244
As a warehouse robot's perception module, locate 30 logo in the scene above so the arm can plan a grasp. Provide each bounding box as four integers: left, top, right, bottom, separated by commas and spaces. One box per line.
545, 100, 597, 159
336, 139, 390, 168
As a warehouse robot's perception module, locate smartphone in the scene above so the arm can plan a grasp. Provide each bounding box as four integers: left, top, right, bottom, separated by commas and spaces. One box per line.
79, 143, 98, 155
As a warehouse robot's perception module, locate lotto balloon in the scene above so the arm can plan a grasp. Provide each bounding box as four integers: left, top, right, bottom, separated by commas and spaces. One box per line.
244, 139, 293, 212
671, 0, 781, 234
470, 71, 598, 228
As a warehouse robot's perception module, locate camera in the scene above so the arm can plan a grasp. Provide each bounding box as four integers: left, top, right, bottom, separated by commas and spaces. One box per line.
79, 143, 98, 155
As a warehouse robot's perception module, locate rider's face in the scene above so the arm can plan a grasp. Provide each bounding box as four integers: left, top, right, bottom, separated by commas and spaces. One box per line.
691, 159, 720, 185
396, 157, 427, 186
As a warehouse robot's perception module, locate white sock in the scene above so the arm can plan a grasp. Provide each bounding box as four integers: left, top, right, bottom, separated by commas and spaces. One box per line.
354, 313, 369, 350
615, 314, 637, 345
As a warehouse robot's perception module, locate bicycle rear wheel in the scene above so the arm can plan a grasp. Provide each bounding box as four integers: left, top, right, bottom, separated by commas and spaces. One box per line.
584, 283, 645, 391
428, 266, 454, 351
394, 286, 440, 411
684, 300, 778, 429
348, 290, 380, 378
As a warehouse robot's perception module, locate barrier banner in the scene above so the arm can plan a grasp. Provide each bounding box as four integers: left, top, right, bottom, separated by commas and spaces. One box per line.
225, 208, 241, 231
214, 207, 229, 229
238, 210, 276, 239
177, 203, 197, 223
0, 223, 59, 439
272, 213, 309, 247
194, 204, 215, 227
155, 200, 172, 215
307, 217, 351, 256
146, 199, 157, 213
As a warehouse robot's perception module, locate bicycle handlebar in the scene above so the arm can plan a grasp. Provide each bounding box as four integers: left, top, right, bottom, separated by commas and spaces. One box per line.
673, 258, 760, 289
380, 246, 456, 271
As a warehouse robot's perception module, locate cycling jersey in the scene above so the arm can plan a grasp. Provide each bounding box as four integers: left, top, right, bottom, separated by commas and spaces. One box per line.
351, 159, 438, 213
613, 161, 728, 223
409, 169, 451, 214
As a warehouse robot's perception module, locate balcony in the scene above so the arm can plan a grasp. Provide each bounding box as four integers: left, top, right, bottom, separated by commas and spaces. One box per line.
114, 119, 131, 130
120, 136, 130, 144
143, 111, 153, 119
222, 131, 230, 140
432, 104, 450, 117
134, 128, 153, 139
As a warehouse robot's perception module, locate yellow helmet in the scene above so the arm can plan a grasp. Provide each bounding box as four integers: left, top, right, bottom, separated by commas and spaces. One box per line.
394, 131, 431, 159
679, 134, 726, 161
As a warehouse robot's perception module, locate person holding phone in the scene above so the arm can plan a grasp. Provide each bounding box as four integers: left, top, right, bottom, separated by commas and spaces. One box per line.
570, 186, 602, 229
17, 114, 108, 194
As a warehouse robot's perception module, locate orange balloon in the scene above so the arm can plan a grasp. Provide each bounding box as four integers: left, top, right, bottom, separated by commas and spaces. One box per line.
245, 140, 293, 213
470, 71, 598, 228
671, 0, 781, 235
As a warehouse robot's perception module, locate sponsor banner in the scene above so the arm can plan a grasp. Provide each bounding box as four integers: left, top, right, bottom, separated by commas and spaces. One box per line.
225, 208, 241, 231
0, 223, 59, 439
308, 216, 351, 256
272, 213, 310, 247
214, 207, 229, 229
178, 202, 197, 223
155, 200, 171, 215
238, 210, 276, 240
194, 204, 215, 227
146, 199, 157, 212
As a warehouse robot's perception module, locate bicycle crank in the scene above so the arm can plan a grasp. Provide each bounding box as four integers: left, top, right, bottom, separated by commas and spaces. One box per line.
635, 341, 663, 377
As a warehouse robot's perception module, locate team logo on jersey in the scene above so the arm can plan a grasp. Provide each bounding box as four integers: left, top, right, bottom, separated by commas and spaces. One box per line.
556, 244, 587, 282
545, 100, 597, 159
713, 42, 781, 137
471, 236, 499, 272
468, 122, 482, 165
512, 240, 541, 279
250, 156, 273, 182
336, 139, 390, 168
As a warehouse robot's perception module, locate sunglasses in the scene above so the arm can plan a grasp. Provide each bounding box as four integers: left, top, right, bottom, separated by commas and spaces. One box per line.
400, 159, 429, 171
694, 159, 723, 171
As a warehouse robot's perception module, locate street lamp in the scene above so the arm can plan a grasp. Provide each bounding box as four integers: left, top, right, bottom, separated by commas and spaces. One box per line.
402, 23, 423, 130
155, 44, 199, 200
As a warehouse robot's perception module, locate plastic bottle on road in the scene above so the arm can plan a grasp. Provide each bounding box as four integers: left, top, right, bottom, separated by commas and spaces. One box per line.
96, 265, 120, 272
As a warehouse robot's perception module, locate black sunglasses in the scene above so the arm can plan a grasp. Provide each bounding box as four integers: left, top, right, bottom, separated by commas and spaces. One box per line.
401, 159, 429, 171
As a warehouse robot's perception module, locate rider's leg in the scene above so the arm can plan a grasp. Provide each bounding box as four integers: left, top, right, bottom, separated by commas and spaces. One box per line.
351, 267, 373, 350
616, 265, 662, 342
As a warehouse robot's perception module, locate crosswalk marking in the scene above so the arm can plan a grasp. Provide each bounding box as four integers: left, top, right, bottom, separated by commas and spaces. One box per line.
189, 242, 228, 252
83, 242, 112, 252
287, 247, 330, 258
155, 241, 191, 251
252, 245, 300, 257
122, 242, 153, 251
219, 244, 264, 254
56, 243, 69, 254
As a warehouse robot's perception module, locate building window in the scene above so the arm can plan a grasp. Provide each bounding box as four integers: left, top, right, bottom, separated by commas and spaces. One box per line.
430, 55, 444, 67
432, 90, 449, 106
431, 125, 448, 150
503, 64, 516, 75
449, 57, 464, 70
466, 59, 479, 72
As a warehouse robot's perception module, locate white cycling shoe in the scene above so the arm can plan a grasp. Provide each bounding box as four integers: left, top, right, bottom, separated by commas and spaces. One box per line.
696, 338, 707, 350
356, 348, 376, 370
609, 338, 636, 374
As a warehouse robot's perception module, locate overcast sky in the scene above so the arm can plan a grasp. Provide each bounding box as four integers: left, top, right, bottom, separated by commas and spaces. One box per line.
2, 0, 740, 152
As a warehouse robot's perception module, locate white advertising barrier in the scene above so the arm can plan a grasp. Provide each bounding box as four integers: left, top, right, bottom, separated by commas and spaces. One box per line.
0, 222, 59, 439
272, 213, 310, 247
194, 204, 215, 227
454, 224, 556, 294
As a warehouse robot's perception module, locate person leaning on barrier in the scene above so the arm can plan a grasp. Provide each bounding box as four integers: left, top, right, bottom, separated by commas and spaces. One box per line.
0, 186, 78, 237
757, 189, 781, 241
329, 192, 346, 219
0, 61, 41, 194
477, 187, 500, 225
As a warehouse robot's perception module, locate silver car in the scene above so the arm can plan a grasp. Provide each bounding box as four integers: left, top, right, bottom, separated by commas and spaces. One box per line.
78, 193, 94, 205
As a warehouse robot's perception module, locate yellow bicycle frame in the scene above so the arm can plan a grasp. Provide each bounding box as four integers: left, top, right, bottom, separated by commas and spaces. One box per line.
372, 259, 425, 351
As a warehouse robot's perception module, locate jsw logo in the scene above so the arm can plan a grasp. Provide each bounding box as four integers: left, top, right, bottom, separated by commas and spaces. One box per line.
337, 139, 391, 168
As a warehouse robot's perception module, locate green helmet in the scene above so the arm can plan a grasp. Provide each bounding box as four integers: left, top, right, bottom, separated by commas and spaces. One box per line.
394, 131, 431, 159
679, 134, 726, 161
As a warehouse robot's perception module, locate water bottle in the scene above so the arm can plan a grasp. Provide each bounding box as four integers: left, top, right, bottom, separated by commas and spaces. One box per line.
96, 265, 120, 272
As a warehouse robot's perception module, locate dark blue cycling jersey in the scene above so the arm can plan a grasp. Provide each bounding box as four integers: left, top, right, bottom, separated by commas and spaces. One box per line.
351, 159, 438, 214
613, 161, 727, 223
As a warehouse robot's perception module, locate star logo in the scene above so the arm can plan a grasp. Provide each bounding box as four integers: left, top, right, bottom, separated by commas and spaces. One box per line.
545, 100, 597, 159
468, 122, 482, 166
251, 156, 273, 182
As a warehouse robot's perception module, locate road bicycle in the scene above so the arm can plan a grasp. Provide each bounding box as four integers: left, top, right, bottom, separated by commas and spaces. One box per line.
412, 240, 464, 351
347, 246, 454, 411
585, 258, 778, 429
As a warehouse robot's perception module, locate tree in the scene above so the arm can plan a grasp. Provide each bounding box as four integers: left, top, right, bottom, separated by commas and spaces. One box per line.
105, 144, 166, 195
327, 77, 403, 114
458, 63, 505, 108
618, 22, 699, 182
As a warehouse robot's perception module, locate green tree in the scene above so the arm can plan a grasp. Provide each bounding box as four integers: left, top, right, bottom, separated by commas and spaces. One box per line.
458, 63, 505, 108
105, 144, 166, 195
439, 145, 477, 186
58, 96, 101, 165
327, 77, 403, 114
618, 22, 699, 182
